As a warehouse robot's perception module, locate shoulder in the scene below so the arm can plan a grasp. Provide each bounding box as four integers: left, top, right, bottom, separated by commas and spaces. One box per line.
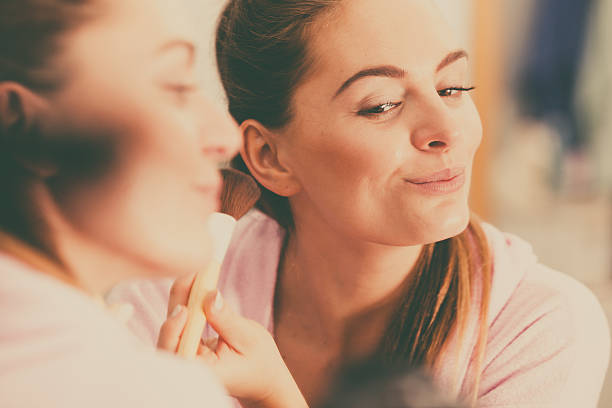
106, 277, 174, 345
223, 209, 285, 266
0, 289, 230, 407
94, 347, 232, 408
217, 210, 285, 330
0, 253, 226, 407
487, 261, 609, 363
480, 222, 607, 332
0, 252, 109, 331
483, 223, 608, 344
476, 224, 610, 407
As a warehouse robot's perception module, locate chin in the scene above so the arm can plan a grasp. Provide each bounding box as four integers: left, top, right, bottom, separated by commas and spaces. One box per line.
363, 201, 472, 246
405, 204, 471, 245
176, 243, 213, 273
147, 250, 212, 279
138, 233, 213, 279
163, 228, 213, 274
434, 207, 471, 241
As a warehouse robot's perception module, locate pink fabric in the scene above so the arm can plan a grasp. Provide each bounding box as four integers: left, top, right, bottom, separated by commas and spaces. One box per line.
0, 253, 231, 408
108, 210, 611, 407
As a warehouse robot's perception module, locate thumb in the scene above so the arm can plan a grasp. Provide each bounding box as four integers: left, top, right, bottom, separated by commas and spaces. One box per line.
157, 304, 188, 352
203, 290, 258, 352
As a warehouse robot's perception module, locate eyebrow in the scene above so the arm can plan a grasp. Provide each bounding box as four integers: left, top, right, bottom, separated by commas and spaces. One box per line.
436, 49, 468, 72
156, 40, 195, 65
334, 66, 405, 98
333, 49, 469, 99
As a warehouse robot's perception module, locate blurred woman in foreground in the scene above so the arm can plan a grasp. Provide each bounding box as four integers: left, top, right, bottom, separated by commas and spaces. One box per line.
0, 0, 305, 407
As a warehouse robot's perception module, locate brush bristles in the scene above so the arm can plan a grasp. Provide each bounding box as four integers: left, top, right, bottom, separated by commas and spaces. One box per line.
219, 168, 261, 220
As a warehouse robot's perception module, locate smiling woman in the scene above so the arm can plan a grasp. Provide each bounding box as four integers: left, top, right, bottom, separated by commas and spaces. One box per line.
111, 0, 610, 407
217, 1, 490, 402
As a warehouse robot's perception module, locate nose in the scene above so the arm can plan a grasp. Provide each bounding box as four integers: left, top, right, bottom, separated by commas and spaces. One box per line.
409, 94, 460, 153
198, 100, 241, 163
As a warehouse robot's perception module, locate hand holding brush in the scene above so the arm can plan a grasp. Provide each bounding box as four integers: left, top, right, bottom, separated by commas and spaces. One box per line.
177, 168, 260, 358
158, 169, 308, 407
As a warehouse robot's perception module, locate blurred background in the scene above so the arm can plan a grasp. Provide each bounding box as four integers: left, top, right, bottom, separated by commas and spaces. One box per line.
190, 0, 612, 405
464, 1, 612, 405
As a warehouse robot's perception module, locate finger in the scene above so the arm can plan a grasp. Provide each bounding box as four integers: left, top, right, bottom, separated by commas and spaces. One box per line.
203, 336, 219, 351
204, 358, 235, 393
198, 338, 222, 364
157, 304, 188, 351
203, 290, 262, 352
167, 273, 196, 317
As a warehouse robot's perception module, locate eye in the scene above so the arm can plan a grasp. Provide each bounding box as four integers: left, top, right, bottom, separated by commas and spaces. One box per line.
163, 83, 197, 105
357, 101, 403, 118
438, 86, 475, 98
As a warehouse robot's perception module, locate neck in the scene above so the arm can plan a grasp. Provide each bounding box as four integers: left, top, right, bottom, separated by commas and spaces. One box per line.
28, 183, 154, 295
52, 226, 146, 295
276, 207, 422, 359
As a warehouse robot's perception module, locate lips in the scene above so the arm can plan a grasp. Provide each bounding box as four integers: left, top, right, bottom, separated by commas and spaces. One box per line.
404, 167, 466, 195
405, 167, 465, 184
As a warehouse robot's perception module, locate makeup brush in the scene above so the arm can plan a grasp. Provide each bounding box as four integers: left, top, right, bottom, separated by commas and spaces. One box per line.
177, 168, 261, 358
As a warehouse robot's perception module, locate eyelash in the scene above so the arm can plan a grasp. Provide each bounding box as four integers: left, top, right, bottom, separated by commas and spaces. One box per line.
357, 101, 403, 117
164, 83, 197, 104
438, 86, 475, 97
357, 86, 475, 119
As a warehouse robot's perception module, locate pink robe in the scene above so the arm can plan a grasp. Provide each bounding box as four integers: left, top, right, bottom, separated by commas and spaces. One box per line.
0, 253, 231, 407
108, 210, 610, 407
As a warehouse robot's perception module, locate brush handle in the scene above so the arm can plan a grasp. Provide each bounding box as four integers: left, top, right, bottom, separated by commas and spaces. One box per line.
177, 213, 236, 358
177, 261, 222, 357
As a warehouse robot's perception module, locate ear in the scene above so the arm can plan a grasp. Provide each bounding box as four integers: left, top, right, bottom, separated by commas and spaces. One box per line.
0, 82, 56, 178
0, 82, 48, 134
239, 119, 301, 197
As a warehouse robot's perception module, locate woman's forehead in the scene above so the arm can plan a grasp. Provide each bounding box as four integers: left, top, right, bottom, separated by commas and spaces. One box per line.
59, 0, 201, 71
88, 0, 200, 47
307, 0, 462, 77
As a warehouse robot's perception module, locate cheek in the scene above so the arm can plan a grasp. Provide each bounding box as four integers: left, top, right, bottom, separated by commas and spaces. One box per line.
286, 121, 416, 243
50, 100, 215, 273
290, 125, 401, 198
463, 100, 483, 157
